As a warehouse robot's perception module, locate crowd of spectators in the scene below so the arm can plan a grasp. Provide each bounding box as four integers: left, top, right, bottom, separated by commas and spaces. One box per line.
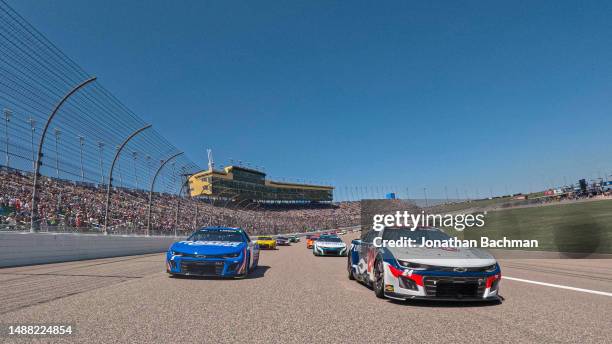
0, 168, 361, 235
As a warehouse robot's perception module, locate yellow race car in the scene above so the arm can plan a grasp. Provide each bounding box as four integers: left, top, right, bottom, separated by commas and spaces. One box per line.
253, 235, 277, 250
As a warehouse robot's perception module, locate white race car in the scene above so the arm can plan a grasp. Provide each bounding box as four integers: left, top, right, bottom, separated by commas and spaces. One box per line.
313, 235, 348, 256
347, 227, 501, 302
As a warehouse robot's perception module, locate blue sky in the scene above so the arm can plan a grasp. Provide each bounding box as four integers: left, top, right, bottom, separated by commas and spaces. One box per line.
9, 0, 612, 199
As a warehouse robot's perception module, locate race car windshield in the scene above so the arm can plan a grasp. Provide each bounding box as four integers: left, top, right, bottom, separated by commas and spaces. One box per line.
259, 237, 273, 240
189, 231, 244, 242
320, 237, 342, 242
382, 229, 451, 242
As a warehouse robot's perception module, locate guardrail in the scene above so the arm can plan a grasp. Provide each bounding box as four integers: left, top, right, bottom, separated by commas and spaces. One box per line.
0, 225, 361, 268
0, 231, 181, 268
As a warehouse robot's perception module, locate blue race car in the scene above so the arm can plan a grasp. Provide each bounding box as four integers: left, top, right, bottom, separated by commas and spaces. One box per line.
166, 226, 259, 278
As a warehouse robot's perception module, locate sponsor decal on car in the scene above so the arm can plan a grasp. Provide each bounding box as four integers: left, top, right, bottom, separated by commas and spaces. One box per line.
181, 241, 243, 247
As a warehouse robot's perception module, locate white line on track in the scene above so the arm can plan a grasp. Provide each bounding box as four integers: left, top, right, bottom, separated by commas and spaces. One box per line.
503, 276, 612, 297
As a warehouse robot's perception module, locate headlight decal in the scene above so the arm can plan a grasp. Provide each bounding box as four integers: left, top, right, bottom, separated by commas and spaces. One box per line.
486, 273, 501, 288
388, 264, 424, 286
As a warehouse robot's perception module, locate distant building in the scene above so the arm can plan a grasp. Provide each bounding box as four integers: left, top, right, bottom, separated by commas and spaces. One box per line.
188, 165, 333, 202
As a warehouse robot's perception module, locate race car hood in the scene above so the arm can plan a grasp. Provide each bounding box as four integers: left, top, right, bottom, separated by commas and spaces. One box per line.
170, 240, 246, 255
387, 246, 496, 267
316, 241, 346, 248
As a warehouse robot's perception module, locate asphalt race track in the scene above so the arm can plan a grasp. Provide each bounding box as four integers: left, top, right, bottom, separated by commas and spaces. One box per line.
1, 233, 611, 344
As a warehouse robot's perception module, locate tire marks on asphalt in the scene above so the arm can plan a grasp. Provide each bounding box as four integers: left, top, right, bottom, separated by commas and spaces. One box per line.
0, 254, 163, 314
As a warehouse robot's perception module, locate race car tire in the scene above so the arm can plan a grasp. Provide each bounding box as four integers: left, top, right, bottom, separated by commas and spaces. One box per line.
347, 257, 355, 280
373, 258, 386, 299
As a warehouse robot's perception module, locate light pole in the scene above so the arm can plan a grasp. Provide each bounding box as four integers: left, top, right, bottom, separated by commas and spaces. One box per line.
30, 76, 97, 232
78, 135, 85, 182
175, 174, 190, 237
423, 187, 428, 207
28, 117, 36, 171
132, 151, 138, 190
3, 108, 11, 168
146, 155, 152, 183
444, 185, 449, 203
54, 128, 61, 178
97, 141, 105, 185
168, 161, 176, 194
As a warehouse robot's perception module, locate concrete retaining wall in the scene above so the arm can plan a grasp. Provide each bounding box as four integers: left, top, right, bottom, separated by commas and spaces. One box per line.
0, 232, 181, 268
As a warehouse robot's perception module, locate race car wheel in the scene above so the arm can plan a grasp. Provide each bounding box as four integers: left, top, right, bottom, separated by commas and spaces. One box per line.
373, 258, 386, 299
347, 257, 355, 280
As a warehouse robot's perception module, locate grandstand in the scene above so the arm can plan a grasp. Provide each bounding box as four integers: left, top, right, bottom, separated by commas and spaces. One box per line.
0, 167, 361, 235
188, 165, 334, 203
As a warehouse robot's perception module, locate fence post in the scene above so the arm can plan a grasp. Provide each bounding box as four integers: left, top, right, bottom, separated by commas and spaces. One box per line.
103, 124, 151, 234
174, 177, 190, 237
3, 108, 11, 168
146, 152, 183, 236
30, 76, 96, 232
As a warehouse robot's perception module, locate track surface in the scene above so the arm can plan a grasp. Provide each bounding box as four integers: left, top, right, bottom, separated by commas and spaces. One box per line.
1, 233, 612, 344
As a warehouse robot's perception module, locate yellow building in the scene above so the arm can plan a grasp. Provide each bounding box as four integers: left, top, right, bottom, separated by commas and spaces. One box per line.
188, 165, 333, 202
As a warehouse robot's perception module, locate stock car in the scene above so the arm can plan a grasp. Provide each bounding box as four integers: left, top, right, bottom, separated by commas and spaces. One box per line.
347, 227, 501, 301
288, 235, 300, 243
253, 236, 277, 249
313, 235, 348, 256
306, 234, 320, 249
276, 236, 290, 246
166, 226, 259, 278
